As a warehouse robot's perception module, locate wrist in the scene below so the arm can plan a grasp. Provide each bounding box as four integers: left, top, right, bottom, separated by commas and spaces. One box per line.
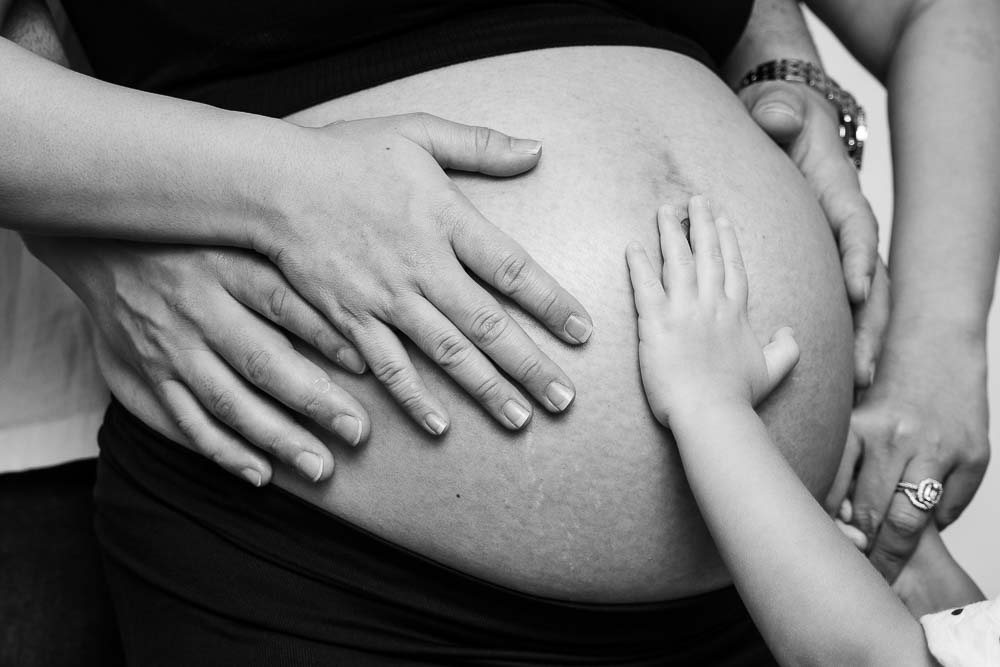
667, 395, 756, 433
213, 114, 305, 252
886, 309, 988, 348
723, 0, 823, 88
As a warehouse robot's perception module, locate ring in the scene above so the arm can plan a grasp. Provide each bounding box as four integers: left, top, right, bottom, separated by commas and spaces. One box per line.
895, 478, 944, 511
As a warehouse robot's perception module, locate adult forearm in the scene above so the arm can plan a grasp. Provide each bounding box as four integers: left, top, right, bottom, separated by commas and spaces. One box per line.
0, 37, 291, 246
885, 0, 1000, 334
723, 0, 822, 88
808, 0, 1000, 333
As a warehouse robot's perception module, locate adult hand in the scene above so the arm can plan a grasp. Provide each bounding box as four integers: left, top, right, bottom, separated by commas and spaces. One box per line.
740, 82, 884, 387
824, 322, 990, 582
257, 113, 591, 434
24, 235, 369, 487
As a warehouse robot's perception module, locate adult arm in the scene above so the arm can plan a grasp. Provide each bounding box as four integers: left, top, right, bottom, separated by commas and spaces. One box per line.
724, 0, 890, 388
810, 0, 1000, 581
2, 2, 363, 482
0, 26, 594, 447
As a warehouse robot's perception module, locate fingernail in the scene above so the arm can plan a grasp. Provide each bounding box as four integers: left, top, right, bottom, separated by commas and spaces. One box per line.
511, 138, 542, 155
545, 381, 575, 411
295, 451, 325, 482
862, 276, 872, 302
425, 412, 449, 436
333, 414, 363, 446
337, 348, 366, 374
757, 103, 797, 119
502, 400, 531, 429
564, 314, 593, 343
241, 467, 263, 487
867, 364, 876, 386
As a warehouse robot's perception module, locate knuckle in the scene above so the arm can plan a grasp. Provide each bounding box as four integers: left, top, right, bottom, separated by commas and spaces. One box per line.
704, 247, 725, 264
370, 357, 408, 387
408, 111, 433, 127
534, 287, 561, 321
267, 285, 289, 319
640, 277, 662, 292
492, 251, 533, 295
427, 329, 473, 370
300, 387, 327, 421
468, 306, 511, 347
432, 189, 467, 232
370, 358, 423, 410
260, 432, 285, 456
174, 415, 200, 445
514, 355, 545, 384
472, 376, 504, 404
674, 252, 696, 270
208, 386, 237, 423
242, 348, 273, 386
306, 323, 335, 351
871, 545, 907, 572
473, 125, 494, 154
853, 506, 882, 536
967, 436, 991, 465
885, 509, 925, 541
337, 312, 368, 344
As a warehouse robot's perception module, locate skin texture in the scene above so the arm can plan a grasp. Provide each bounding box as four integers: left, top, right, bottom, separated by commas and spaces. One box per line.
11, 0, 882, 494
806, 0, 1000, 583
628, 198, 938, 666
1, 36, 598, 482
99, 47, 854, 602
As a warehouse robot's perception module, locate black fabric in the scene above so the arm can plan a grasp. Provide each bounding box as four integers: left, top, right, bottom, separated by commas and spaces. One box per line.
96, 398, 777, 665
60, 1, 754, 117
0, 459, 125, 667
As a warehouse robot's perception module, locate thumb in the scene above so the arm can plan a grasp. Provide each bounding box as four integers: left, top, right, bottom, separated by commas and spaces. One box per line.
398, 112, 543, 176
745, 84, 808, 145
760, 326, 800, 399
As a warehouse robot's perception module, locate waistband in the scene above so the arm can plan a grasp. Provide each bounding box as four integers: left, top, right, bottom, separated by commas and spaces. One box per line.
95, 398, 775, 664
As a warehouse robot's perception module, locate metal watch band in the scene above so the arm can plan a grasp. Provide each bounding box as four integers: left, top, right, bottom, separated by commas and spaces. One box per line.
739, 59, 867, 170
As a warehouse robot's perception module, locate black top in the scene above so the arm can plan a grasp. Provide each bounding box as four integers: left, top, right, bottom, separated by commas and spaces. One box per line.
62, 1, 754, 117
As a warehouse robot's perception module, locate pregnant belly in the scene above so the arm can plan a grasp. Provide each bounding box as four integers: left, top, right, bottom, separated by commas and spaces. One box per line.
120, 46, 849, 603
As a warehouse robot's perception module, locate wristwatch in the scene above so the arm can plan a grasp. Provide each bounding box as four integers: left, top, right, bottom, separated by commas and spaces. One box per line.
739, 59, 867, 170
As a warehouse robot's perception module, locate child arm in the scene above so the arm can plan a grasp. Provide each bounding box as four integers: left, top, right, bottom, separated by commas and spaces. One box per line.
627, 196, 937, 666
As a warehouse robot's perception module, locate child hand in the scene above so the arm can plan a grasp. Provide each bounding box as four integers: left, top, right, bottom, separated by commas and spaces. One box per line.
626, 196, 800, 427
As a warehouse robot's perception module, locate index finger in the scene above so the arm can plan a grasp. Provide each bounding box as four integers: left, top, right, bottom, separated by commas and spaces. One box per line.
446, 193, 594, 344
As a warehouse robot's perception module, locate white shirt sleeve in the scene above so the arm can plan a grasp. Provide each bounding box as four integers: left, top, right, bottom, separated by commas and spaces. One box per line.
920, 597, 1000, 667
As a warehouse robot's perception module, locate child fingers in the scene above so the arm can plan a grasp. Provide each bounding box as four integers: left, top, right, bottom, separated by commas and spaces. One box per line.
656, 204, 695, 300
687, 196, 724, 297
761, 326, 800, 396
834, 518, 870, 552
626, 242, 666, 315
716, 216, 748, 305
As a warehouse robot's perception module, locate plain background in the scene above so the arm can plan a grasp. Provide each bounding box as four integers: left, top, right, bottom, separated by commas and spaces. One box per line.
808, 10, 999, 597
